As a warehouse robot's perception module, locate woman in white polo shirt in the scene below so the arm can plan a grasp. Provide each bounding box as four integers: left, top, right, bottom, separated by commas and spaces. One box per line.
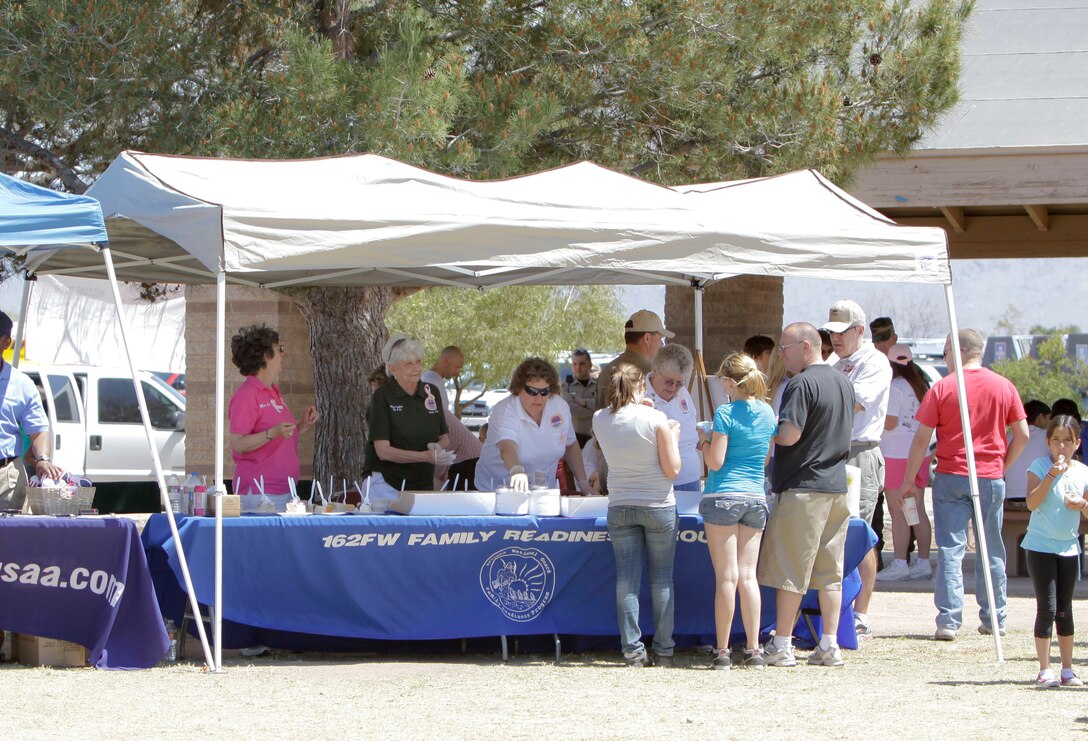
645, 343, 701, 491
475, 357, 590, 493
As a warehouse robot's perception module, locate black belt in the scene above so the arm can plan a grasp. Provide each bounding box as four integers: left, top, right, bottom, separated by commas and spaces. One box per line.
0, 456, 19, 467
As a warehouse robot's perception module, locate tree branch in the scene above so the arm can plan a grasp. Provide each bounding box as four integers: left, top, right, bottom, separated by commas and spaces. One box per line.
0, 127, 89, 193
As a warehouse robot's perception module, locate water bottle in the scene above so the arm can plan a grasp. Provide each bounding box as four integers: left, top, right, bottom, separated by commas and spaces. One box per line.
193, 479, 207, 517
164, 619, 178, 662
184, 472, 200, 515
166, 474, 183, 514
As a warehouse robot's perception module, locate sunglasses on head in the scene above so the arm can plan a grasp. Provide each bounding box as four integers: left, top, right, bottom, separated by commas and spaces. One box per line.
524, 385, 551, 397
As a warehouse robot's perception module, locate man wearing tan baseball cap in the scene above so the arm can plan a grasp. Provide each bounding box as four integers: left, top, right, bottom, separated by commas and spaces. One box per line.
594, 310, 674, 410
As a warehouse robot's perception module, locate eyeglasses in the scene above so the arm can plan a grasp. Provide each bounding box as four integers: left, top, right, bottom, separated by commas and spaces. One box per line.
523, 385, 552, 397
659, 377, 686, 390
779, 341, 801, 352
278, 345, 286, 354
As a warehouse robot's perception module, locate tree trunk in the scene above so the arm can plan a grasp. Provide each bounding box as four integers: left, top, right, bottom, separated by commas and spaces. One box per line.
287, 285, 397, 484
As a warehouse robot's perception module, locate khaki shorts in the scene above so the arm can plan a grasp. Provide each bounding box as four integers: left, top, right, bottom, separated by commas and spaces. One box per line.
848, 443, 884, 525
0, 459, 29, 512
757, 489, 851, 594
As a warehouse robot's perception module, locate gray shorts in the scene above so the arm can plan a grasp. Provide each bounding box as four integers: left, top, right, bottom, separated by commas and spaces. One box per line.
848, 443, 884, 525
699, 494, 768, 530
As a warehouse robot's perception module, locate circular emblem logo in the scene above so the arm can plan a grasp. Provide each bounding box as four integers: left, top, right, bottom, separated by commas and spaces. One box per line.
550, 414, 563, 429
679, 398, 689, 413
480, 547, 556, 622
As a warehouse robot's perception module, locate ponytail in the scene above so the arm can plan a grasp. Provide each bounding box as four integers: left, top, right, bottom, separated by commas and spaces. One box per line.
717, 352, 769, 401
608, 363, 645, 413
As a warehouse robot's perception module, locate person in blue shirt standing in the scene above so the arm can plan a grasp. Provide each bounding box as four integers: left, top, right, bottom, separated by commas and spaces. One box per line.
1023, 415, 1088, 688
699, 352, 777, 670
0, 310, 62, 511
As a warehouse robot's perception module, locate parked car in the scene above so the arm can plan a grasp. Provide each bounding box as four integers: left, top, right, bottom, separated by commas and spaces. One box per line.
18, 363, 186, 482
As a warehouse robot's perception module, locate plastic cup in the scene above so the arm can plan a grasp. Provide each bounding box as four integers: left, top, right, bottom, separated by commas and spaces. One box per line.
903, 496, 921, 526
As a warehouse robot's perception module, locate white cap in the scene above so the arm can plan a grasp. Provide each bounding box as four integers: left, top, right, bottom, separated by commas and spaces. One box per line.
887, 343, 913, 366
626, 309, 675, 338
821, 299, 866, 334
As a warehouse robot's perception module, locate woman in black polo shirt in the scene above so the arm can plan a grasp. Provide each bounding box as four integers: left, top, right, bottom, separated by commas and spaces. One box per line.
364, 335, 452, 499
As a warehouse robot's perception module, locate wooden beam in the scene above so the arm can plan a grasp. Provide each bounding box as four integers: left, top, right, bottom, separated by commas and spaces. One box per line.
886, 213, 1088, 260
1024, 204, 1049, 231
939, 206, 965, 232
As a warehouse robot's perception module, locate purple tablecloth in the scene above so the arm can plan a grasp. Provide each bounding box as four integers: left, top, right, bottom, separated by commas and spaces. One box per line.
0, 516, 169, 669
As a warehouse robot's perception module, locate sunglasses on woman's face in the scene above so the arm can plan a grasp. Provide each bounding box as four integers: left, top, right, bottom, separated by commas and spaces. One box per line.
523, 385, 551, 397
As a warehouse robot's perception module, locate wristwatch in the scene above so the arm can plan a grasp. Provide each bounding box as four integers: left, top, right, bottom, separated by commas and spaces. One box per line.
34, 454, 51, 464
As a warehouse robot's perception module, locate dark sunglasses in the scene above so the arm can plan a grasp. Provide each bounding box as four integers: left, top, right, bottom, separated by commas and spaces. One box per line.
278, 345, 286, 354
523, 385, 551, 397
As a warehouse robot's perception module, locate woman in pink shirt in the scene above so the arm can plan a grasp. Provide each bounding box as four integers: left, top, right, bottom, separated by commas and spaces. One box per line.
229, 324, 318, 511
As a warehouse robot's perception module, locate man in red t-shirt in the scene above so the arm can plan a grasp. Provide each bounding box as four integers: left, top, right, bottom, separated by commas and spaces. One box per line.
895, 329, 1028, 641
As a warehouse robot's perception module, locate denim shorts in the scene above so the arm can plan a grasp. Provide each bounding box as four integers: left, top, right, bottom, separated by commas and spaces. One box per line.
699, 494, 768, 529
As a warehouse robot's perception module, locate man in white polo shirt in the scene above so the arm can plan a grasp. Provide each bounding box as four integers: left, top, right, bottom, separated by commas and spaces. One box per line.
822, 299, 891, 640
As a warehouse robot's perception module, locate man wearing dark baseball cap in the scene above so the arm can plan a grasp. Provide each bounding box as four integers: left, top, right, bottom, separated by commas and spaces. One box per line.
870, 317, 897, 355
594, 310, 674, 410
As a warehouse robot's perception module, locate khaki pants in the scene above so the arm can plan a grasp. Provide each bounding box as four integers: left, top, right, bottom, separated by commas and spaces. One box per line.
0, 459, 30, 512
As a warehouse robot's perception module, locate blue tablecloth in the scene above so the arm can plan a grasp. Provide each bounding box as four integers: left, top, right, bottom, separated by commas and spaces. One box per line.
143, 513, 875, 651
0, 516, 170, 669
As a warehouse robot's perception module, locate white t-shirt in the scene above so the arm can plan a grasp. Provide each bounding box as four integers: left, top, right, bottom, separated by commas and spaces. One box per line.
834, 341, 891, 443
592, 404, 674, 507
880, 377, 923, 459
474, 393, 576, 491
645, 374, 701, 486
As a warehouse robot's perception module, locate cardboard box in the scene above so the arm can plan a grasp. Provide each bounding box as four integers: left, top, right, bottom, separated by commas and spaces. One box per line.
16, 633, 86, 668
388, 491, 496, 516
206, 494, 241, 517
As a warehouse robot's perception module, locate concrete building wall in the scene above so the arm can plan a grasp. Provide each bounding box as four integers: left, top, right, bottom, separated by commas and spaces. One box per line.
185, 285, 315, 487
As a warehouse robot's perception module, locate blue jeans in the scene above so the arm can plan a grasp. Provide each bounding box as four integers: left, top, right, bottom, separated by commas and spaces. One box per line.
931, 472, 1007, 631
607, 505, 678, 657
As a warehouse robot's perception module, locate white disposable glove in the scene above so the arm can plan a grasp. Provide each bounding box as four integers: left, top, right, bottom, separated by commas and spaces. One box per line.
427, 443, 457, 466
575, 479, 592, 495
508, 465, 530, 493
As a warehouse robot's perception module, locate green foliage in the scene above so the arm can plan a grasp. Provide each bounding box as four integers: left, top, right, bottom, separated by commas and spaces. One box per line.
1028, 324, 1081, 335
993, 335, 1088, 409
386, 285, 623, 390
2, 0, 973, 189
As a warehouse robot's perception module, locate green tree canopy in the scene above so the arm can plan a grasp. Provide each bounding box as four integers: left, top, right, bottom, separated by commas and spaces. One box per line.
994, 335, 1088, 412
387, 285, 623, 392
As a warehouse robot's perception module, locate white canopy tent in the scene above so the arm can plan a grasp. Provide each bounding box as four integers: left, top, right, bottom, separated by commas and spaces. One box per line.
24, 151, 999, 668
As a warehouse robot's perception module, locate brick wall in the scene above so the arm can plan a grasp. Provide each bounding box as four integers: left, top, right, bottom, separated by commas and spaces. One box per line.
664, 276, 784, 373
185, 285, 315, 487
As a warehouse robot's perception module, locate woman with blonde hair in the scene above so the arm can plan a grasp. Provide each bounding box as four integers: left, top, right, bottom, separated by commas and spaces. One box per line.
593, 363, 682, 667
699, 353, 777, 669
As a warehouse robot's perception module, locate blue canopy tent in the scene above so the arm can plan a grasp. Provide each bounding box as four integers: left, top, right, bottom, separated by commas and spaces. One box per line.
0, 172, 214, 668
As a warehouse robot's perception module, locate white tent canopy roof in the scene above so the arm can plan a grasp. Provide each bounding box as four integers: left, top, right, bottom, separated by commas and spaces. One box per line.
26, 151, 951, 288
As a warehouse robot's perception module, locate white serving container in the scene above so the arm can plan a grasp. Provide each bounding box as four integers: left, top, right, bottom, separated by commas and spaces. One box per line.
388, 491, 497, 516
495, 489, 529, 515
559, 495, 609, 518
674, 489, 703, 515
527, 488, 561, 517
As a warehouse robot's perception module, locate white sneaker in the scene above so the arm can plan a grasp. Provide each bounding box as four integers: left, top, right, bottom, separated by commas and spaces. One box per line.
876, 560, 911, 582
934, 627, 957, 641
909, 558, 933, 580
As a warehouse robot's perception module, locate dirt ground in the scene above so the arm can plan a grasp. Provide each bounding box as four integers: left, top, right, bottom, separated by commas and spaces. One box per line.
5, 569, 1088, 740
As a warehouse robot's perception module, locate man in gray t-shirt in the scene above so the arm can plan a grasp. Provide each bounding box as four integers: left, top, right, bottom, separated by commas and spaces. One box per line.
758, 322, 855, 668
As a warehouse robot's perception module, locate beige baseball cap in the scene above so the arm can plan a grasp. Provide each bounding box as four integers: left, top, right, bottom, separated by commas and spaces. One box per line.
626, 309, 675, 338
821, 299, 866, 334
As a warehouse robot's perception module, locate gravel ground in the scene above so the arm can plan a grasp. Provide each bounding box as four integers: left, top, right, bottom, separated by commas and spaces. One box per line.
5, 574, 1088, 740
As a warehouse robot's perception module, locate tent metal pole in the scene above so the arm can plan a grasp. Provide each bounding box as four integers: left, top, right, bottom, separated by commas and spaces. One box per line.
693, 284, 704, 356
213, 270, 226, 672
12, 272, 32, 368
100, 243, 215, 669
944, 284, 1003, 662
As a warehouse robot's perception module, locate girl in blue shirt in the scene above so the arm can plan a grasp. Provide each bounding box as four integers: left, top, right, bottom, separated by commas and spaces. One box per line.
698, 353, 777, 669
1024, 415, 1088, 688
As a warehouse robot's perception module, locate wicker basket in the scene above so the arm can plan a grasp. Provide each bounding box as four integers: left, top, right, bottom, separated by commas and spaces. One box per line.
26, 486, 97, 516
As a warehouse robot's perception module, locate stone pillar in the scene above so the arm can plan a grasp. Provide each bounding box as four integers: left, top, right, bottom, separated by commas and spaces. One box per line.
185, 285, 315, 485
664, 276, 784, 373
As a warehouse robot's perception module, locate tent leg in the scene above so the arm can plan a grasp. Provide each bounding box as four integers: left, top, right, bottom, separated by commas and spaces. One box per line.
100, 243, 215, 670
213, 270, 227, 673
944, 284, 1003, 662
11, 272, 33, 368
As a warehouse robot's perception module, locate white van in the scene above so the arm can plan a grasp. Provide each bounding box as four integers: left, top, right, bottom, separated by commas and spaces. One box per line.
17, 363, 185, 481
